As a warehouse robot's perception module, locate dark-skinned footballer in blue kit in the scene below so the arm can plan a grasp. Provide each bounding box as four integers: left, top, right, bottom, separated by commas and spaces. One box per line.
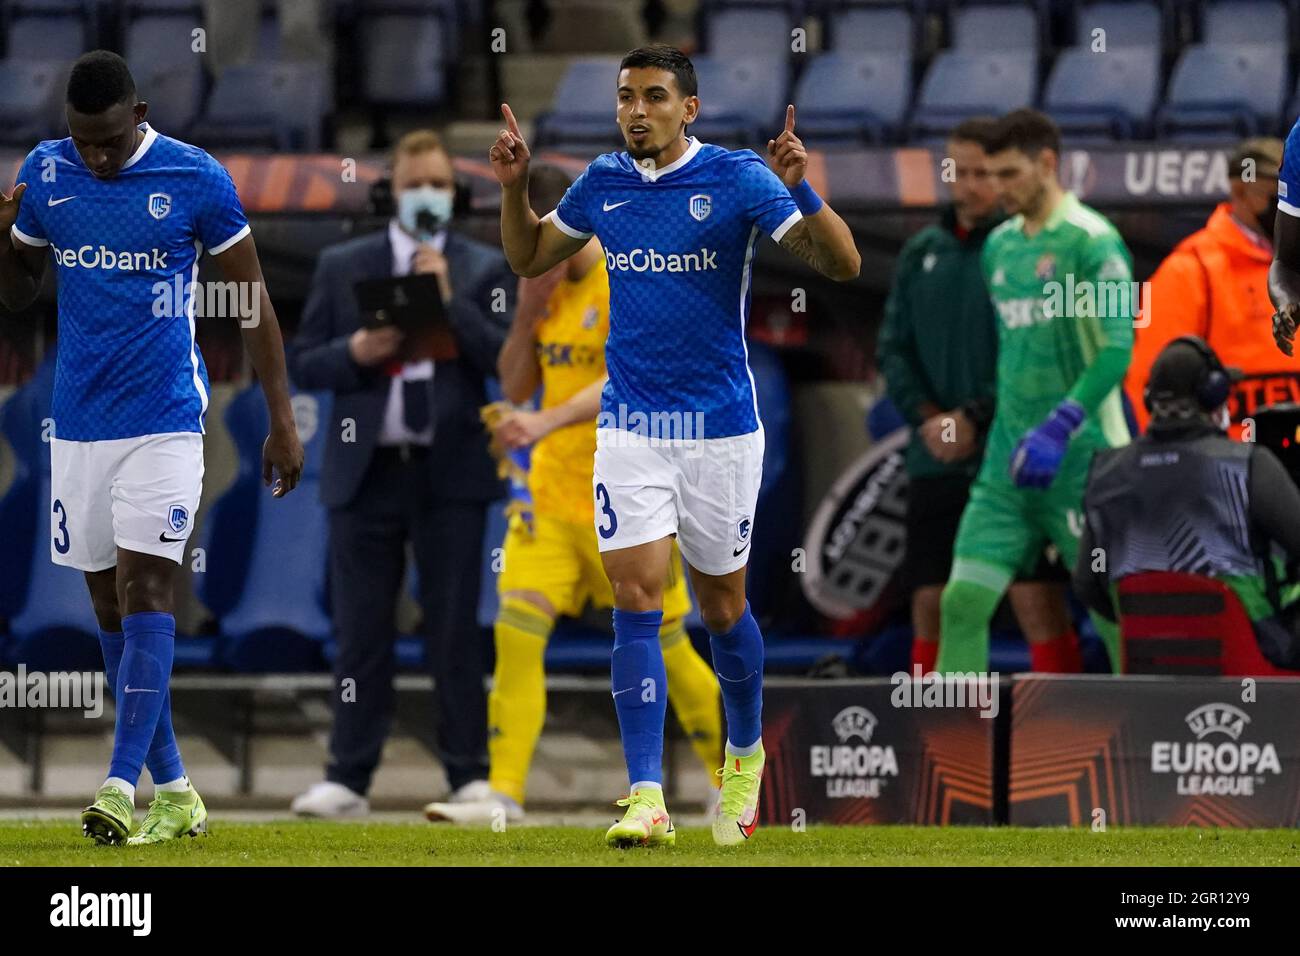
491, 45, 860, 848
0, 51, 303, 845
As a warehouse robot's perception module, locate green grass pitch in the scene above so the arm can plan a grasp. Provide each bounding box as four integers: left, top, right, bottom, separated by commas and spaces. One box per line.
1, 820, 1299, 866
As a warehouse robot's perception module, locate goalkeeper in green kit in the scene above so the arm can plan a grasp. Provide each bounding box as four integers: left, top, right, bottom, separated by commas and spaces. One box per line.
937, 110, 1133, 674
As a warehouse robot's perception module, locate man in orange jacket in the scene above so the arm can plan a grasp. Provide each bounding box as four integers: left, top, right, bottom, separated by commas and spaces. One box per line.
1126, 138, 1285, 438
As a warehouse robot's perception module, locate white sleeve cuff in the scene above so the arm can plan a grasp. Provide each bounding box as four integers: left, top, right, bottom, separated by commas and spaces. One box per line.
1279, 198, 1300, 219
11, 224, 47, 247
207, 222, 251, 255
770, 209, 803, 243
544, 209, 592, 240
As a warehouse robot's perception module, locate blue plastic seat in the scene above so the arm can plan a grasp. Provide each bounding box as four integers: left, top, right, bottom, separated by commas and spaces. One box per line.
0, 362, 50, 641
909, 51, 1036, 144
793, 52, 911, 144
199, 387, 333, 672
0, 59, 66, 145
1044, 47, 1158, 141
1073, 1, 1162, 48
704, 6, 797, 58
4, 0, 93, 60
690, 55, 788, 148
359, 9, 449, 109
532, 57, 624, 149
1204, 1, 1288, 50
826, 5, 914, 54
1, 359, 101, 671
189, 61, 328, 151
129, 60, 203, 138
951, 3, 1039, 53
1155, 44, 1286, 140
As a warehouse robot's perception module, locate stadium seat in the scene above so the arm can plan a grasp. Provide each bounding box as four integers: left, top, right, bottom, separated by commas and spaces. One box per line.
0, 360, 49, 643
1202, 0, 1288, 51
824, 4, 915, 54
1154, 44, 1287, 141
128, 60, 203, 138
532, 56, 624, 149
950, 3, 1040, 53
0, 59, 68, 145
534, 0, 647, 53
1117, 571, 1300, 676
0, 359, 101, 672
746, 340, 800, 623
198, 387, 333, 672
793, 52, 911, 144
3, 0, 94, 60
689, 55, 788, 148
188, 61, 328, 151
358, 5, 450, 111
1044, 47, 1158, 141
908, 51, 1036, 144
703, 5, 797, 58
1072, 1, 1163, 49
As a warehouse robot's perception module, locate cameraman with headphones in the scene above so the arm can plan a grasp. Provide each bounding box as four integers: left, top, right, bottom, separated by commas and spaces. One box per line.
1074, 336, 1300, 668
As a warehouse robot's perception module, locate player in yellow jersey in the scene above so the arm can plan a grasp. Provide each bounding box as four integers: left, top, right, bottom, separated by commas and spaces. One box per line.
424, 165, 721, 825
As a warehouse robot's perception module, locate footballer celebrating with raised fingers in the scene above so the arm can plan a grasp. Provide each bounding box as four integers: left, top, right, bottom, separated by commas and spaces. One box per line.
0, 51, 303, 845
489, 45, 860, 848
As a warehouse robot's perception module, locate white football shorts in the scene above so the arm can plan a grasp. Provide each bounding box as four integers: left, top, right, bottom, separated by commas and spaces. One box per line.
592, 426, 764, 577
49, 432, 205, 571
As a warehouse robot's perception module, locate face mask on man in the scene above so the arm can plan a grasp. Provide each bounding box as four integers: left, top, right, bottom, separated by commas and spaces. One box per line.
398, 185, 454, 239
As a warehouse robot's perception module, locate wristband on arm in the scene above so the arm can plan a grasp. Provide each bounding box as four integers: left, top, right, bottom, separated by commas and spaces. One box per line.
790, 179, 823, 216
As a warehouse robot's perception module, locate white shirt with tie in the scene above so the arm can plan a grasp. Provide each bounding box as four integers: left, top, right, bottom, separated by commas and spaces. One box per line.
378, 218, 442, 447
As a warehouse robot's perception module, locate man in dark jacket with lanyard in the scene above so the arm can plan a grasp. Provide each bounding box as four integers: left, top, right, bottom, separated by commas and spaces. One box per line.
877, 117, 1073, 674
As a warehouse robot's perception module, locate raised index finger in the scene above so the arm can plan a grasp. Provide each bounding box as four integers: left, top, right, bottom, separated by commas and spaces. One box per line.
784, 104, 796, 134
502, 103, 522, 138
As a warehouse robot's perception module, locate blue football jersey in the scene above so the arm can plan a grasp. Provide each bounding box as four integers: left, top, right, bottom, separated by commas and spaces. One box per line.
12, 123, 250, 441
1282, 117, 1300, 219
547, 137, 801, 439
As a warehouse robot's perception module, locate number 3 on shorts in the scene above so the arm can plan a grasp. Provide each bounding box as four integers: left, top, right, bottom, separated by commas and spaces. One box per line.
595, 482, 618, 539
52, 498, 70, 555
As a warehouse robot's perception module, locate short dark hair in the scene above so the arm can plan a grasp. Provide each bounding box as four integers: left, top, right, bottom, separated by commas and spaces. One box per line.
948, 116, 998, 152
619, 44, 697, 98
986, 108, 1061, 159
528, 163, 574, 216
67, 50, 136, 114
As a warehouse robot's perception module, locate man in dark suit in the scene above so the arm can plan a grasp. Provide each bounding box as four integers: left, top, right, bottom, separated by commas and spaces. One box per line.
288, 130, 512, 816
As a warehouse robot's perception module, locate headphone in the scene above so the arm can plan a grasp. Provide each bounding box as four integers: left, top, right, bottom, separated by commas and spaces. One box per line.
1142, 335, 1232, 412
367, 175, 472, 219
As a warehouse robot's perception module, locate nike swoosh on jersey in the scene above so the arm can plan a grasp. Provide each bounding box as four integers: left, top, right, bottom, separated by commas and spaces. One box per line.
732, 541, 751, 557
159, 532, 186, 542
124, 686, 160, 694
47, 196, 77, 207
602, 199, 632, 211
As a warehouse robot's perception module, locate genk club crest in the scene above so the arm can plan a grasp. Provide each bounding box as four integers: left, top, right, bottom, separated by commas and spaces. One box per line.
689, 193, 711, 222
167, 504, 188, 534
148, 193, 172, 220
1035, 252, 1056, 281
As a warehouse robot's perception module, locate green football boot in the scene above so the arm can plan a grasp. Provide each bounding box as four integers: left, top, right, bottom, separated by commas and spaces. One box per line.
81, 784, 134, 845
604, 786, 675, 848
127, 784, 207, 845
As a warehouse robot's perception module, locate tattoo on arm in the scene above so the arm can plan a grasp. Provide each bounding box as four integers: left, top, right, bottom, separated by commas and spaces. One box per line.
779, 219, 835, 276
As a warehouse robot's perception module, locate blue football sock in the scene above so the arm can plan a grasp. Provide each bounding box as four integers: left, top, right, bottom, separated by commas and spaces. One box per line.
99, 626, 186, 785
709, 602, 765, 750
611, 608, 668, 788
107, 612, 177, 786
